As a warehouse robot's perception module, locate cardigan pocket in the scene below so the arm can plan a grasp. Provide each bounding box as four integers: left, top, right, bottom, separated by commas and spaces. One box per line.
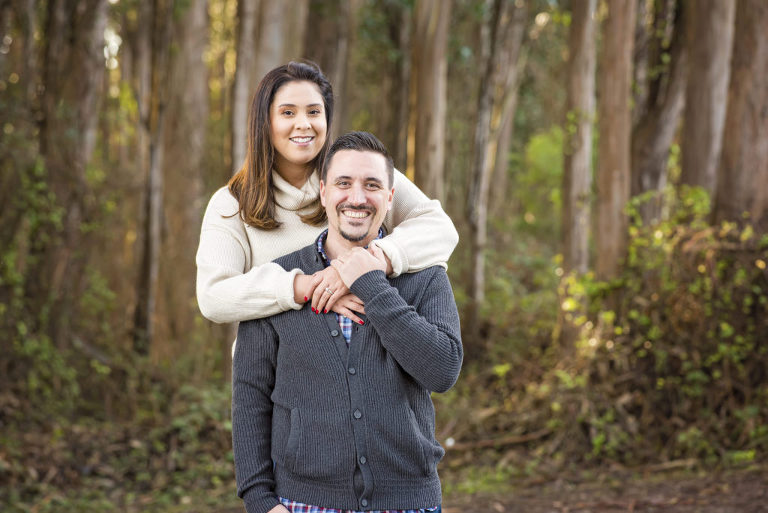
272, 404, 302, 472
408, 407, 432, 476
285, 407, 301, 472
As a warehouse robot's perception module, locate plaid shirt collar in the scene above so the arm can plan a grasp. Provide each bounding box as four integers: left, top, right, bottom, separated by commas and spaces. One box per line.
315, 228, 385, 266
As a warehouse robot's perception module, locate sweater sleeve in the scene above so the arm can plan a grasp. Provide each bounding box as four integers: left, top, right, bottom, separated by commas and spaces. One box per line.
372, 170, 459, 278
196, 187, 303, 324
232, 318, 281, 513
349, 269, 463, 393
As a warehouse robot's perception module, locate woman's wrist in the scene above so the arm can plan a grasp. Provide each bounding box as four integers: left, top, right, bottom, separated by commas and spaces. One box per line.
293, 273, 311, 303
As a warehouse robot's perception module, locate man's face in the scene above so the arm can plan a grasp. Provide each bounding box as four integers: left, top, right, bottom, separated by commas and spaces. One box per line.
320, 150, 394, 246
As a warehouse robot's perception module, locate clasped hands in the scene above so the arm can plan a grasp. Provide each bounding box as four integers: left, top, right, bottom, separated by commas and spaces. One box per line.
294, 245, 389, 324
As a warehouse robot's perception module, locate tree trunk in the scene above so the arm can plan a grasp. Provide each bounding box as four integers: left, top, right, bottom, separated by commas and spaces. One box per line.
133, 0, 173, 354
596, 0, 636, 282
156, 0, 209, 365
304, 0, 352, 141
679, 0, 735, 196
231, 0, 260, 175
713, 0, 768, 229
561, 0, 597, 275
488, 2, 527, 221
559, 0, 597, 347
394, 4, 412, 172
466, 0, 525, 345
253, 0, 309, 86
36, 0, 107, 347
631, 1, 687, 224
409, 0, 451, 201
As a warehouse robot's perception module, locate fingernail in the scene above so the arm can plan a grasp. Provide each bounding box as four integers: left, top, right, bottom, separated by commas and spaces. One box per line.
359, 320, 364, 325
304, 296, 308, 302
323, 309, 327, 314
311, 307, 316, 313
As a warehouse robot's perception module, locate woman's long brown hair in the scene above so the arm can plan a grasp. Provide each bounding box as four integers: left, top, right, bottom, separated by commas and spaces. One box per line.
228, 61, 333, 229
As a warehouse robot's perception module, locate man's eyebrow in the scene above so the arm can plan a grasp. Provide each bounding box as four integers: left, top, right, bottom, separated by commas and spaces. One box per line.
333, 175, 384, 184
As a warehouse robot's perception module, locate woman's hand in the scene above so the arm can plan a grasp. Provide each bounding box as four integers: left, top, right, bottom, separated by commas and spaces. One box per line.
329, 293, 366, 325
295, 266, 366, 322
309, 266, 349, 314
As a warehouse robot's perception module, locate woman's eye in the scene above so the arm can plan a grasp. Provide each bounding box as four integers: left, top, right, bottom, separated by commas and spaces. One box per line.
282, 110, 294, 116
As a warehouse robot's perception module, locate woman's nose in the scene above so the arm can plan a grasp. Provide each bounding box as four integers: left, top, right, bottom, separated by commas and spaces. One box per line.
295, 114, 311, 129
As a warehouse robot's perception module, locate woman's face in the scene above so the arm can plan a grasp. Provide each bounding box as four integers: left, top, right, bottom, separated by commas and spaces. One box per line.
269, 80, 328, 177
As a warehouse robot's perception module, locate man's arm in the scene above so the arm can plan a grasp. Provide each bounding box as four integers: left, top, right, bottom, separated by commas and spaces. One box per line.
232, 319, 283, 513
349, 266, 463, 393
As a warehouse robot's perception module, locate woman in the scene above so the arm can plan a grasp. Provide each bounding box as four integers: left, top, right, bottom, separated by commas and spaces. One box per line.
196, 61, 457, 325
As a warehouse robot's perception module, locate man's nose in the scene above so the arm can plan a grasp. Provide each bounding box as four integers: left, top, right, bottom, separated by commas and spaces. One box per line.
348, 184, 366, 204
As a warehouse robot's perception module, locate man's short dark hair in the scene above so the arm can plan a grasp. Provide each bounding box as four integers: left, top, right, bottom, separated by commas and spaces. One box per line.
321, 131, 395, 188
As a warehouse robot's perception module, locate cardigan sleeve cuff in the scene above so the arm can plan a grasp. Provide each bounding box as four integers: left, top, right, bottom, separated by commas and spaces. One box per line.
349, 270, 389, 302
242, 490, 281, 513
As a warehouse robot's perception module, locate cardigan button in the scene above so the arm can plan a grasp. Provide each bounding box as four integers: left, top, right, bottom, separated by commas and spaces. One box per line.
331, 329, 339, 337
353, 409, 362, 419
348, 367, 356, 375
359, 456, 367, 464
361, 499, 368, 507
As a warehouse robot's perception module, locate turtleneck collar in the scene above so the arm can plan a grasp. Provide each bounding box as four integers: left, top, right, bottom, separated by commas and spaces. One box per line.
272, 169, 320, 211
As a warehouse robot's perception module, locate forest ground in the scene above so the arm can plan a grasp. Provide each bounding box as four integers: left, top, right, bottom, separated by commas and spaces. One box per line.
208, 465, 768, 513
440, 465, 768, 513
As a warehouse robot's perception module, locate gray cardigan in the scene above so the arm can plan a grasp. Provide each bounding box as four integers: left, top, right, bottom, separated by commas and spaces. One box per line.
232, 243, 463, 513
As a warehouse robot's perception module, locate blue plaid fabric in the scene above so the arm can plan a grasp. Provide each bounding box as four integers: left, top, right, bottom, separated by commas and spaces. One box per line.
279, 496, 438, 513
315, 229, 383, 344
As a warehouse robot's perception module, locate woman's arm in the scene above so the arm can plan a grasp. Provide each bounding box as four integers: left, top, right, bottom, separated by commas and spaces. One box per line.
196, 188, 303, 324
373, 169, 459, 277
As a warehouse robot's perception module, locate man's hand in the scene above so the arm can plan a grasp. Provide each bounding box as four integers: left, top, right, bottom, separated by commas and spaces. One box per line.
332, 245, 388, 288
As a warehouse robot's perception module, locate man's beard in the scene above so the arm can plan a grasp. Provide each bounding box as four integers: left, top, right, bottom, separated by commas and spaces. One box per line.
337, 203, 375, 243
340, 230, 368, 243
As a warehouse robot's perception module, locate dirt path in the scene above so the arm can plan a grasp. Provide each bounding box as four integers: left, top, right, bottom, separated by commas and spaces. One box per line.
442, 466, 767, 513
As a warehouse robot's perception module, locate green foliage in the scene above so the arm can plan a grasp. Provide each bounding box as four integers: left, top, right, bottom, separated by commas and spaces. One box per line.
518, 126, 563, 240
563, 186, 768, 463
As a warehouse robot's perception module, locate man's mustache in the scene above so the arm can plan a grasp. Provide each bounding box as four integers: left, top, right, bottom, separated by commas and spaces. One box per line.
337, 203, 375, 214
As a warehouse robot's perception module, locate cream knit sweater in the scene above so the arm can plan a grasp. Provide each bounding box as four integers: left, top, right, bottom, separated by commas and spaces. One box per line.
196, 169, 458, 323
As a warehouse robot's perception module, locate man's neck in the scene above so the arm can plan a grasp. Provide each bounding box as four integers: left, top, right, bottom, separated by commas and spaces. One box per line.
324, 230, 374, 261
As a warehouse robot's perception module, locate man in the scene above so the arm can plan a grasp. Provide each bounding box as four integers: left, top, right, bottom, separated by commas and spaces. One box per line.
232, 131, 463, 513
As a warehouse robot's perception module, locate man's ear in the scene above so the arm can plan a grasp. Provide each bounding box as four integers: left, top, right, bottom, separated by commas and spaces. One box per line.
320, 180, 327, 207
387, 187, 394, 211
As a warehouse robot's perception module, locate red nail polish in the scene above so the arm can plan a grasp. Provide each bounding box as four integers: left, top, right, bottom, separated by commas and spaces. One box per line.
323, 309, 327, 314
304, 296, 308, 302
311, 307, 316, 313
359, 320, 364, 325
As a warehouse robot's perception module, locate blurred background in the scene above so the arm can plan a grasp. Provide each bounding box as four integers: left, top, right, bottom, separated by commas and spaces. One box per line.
1, 0, 767, 511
